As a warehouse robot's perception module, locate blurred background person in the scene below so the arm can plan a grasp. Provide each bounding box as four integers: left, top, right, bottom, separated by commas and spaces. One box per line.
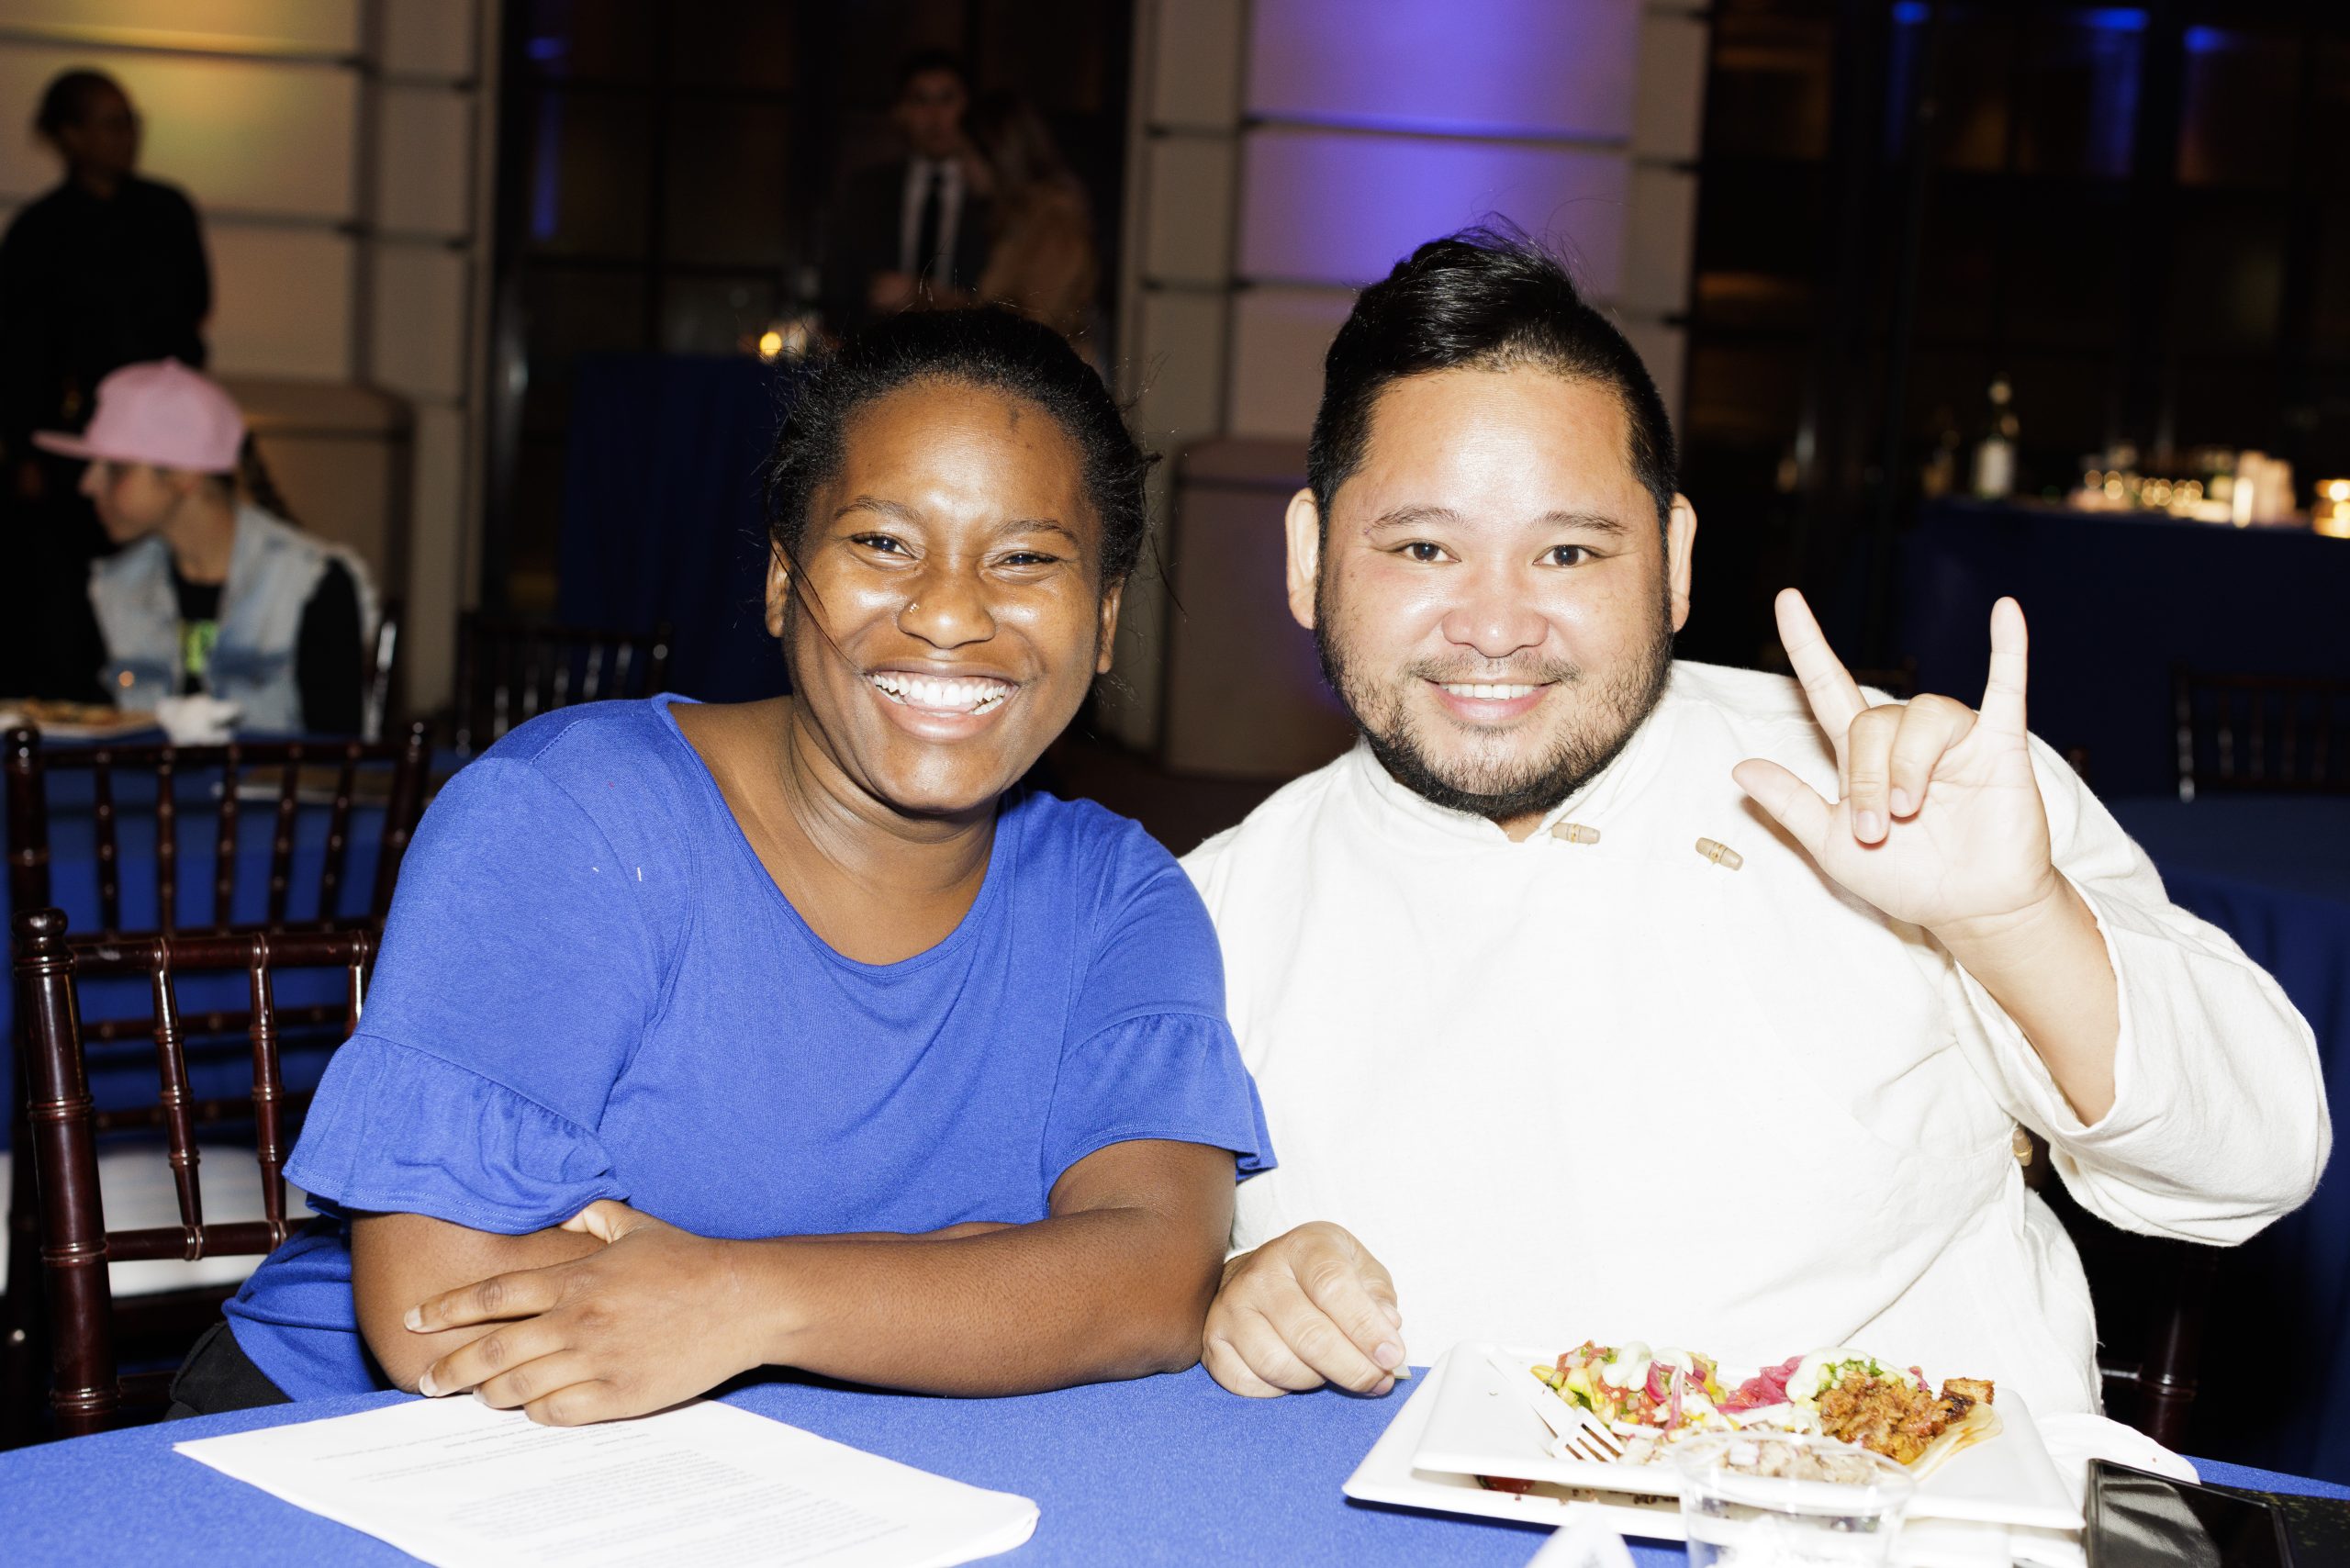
0, 67, 210, 700
964, 93, 1100, 357
35, 360, 374, 735
820, 49, 991, 333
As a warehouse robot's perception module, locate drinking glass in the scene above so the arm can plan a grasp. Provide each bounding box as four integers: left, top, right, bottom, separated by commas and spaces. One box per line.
1673, 1431, 1916, 1567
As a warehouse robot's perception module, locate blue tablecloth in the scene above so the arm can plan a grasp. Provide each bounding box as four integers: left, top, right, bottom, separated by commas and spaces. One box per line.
2107, 796, 2350, 1483
557, 353, 798, 705
1898, 504, 2350, 799
2, 1366, 2344, 1566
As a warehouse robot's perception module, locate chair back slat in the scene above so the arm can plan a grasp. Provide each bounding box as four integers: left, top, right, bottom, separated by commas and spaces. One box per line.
14, 910, 119, 1435
211, 753, 240, 930
4, 728, 50, 921
453, 614, 674, 755
154, 753, 179, 935
245, 940, 290, 1249
267, 757, 302, 927
373, 724, 431, 915
2173, 666, 2350, 800
319, 756, 359, 920
12, 911, 376, 1435
147, 959, 205, 1251
91, 757, 121, 935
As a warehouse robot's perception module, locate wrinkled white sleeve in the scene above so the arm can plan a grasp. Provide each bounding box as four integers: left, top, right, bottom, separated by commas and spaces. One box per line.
1948, 737, 2330, 1242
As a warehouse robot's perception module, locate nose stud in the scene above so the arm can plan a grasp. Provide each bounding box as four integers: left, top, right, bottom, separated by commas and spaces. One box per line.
1550, 822, 1600, 845
1695, 837, 1743, 869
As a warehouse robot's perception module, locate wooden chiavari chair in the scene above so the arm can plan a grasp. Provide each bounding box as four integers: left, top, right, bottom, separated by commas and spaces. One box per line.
2, 722, 428, 1444
14, 909, 375, 1435
453, 614, 673, 756
2172, 666, 2350, 801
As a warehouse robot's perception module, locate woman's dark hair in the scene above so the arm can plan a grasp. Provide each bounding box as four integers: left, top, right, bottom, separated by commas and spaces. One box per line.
1306, 225, 1678, 533
767, 307, 1150, 589
35, 70, 124, 140
234, 434, 297, 523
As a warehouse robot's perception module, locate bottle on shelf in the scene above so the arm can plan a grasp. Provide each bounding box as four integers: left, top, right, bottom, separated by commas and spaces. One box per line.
1970, 375, 2018, 501
1919, 405, 1961, 499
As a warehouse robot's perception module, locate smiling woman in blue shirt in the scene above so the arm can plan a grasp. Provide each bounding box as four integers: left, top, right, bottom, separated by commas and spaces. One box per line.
179, 308, 1271, 1424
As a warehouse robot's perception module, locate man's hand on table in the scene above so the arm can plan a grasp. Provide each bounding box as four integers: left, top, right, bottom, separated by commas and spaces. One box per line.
1203, 1221, 1407, 1398
406, 1200, 759, 1426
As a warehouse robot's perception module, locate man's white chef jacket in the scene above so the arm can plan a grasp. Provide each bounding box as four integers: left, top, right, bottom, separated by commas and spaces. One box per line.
1183, 661, 2329, 1415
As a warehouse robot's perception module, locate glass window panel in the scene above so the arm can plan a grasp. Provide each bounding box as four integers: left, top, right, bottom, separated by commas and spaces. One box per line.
2003, 183, 2132, 348
2168, 354, 2279, 454
1691, 165, 1825, 319
520, 87, 654, 261
669, 0, 798, 91
1910, 179, 1999, 342
664, 104, 794, 268
1684, 341, 1807, 452
520, 0, 658, 84
2167, 197, 2288, 351
982, 0, 1120, 113
2177, 27, 2299, 190
519, 266, 647, 435
2316, 204, 2350, 355
2014, 10, 2144, 180
827, 0, 967, 110
1919, 7, 2015, 173
1705, 15, 1836, 162
659, 276, 779, 356
2007, 350, 2117, 485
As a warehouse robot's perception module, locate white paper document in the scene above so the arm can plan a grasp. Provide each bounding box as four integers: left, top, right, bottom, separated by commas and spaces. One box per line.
174, 1395, 1038, 1568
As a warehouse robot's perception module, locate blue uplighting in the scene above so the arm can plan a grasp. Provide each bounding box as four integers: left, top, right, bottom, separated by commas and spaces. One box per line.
2183, 27, 2228, 53
2079, 8, 2149, 32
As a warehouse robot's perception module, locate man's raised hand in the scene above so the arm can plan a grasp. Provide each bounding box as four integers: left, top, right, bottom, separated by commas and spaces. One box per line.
1203, 1222, 1406, 1398
1732, 589, 2064, 940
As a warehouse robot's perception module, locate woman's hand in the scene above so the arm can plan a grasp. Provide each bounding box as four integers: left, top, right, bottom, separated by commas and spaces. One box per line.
407, 1200, 760, 1426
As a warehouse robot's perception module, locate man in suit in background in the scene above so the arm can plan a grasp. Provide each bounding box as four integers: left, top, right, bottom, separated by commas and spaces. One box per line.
821, 50, 992, 336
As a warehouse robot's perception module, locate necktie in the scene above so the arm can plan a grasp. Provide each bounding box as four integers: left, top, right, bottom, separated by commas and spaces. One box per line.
913, 166, 944, 286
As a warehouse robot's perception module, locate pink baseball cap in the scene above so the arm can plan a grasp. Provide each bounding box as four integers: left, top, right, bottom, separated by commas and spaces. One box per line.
33, 359, 245, 472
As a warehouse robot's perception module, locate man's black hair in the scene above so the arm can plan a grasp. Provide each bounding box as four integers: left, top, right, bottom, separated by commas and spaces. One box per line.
895, 47, 971, 97
35, 69, 124, 139
767, 306, 1152, 589
1306, 225, 1678, 533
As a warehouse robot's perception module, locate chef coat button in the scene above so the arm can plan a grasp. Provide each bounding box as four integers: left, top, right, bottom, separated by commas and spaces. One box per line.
1550, 821, 1600, 845
1695, 837, 1743, 869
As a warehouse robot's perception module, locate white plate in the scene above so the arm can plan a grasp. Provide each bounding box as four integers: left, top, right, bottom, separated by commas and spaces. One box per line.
1411, 1344, 2083, 1532
1346, 1353, 2019, 1568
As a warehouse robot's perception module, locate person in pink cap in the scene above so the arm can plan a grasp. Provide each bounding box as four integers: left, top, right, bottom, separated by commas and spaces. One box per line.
35, 359, 376, 734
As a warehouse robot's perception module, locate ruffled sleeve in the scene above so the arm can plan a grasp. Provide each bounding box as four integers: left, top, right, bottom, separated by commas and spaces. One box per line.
288, 1036, 625, 1233
280, 753, 668, 1231
1042, 1011, 1273, 1189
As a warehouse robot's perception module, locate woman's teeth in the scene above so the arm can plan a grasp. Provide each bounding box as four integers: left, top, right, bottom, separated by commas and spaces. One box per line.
867, 672, 1013, 713
1441, 682, 1539, 700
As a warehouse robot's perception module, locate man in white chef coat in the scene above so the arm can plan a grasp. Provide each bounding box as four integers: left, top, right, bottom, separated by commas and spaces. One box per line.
1188, 230, 2329, 1417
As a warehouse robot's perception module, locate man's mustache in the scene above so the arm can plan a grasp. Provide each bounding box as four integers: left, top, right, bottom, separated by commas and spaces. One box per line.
1402, 660, 1584, 687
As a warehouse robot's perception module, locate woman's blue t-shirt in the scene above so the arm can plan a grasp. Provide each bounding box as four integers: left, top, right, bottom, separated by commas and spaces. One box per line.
225, 696, 1273, 1397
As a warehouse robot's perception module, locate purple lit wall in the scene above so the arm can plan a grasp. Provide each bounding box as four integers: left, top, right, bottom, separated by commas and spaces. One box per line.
1238, 129, 1629, 295
1247, 0, 1641, 140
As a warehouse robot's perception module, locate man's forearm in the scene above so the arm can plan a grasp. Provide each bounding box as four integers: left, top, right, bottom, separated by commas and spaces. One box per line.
733, 1206, 1223, 1395
1935, 876, 2120, 1124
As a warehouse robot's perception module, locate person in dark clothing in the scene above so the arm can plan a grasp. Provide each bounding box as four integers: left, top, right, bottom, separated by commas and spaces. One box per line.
0, 70, 212, 700
818, 50, 993, 336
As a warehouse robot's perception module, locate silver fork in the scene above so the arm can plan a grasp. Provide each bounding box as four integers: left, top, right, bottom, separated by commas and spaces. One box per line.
1484, 1350, 1627, 1465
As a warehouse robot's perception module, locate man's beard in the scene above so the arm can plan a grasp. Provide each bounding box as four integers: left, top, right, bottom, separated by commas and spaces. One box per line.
1314, 579, 1676, 824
